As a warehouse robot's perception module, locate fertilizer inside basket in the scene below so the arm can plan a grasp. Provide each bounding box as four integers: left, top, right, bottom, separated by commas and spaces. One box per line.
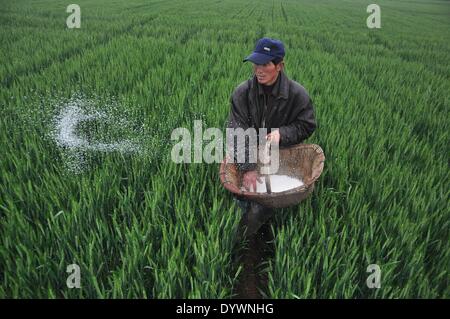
251, 175, 304, 193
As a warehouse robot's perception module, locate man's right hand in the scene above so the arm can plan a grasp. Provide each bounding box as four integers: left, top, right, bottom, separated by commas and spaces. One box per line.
242, 170, 263, 192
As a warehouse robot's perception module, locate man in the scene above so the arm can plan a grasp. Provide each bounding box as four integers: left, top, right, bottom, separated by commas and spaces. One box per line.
227, 37, 316, 238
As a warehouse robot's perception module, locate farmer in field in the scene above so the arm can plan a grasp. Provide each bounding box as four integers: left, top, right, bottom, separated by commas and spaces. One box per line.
227, 37, 316, 238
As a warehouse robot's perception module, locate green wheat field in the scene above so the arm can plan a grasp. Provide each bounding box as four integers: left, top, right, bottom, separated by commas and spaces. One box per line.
1, 0, 449, 298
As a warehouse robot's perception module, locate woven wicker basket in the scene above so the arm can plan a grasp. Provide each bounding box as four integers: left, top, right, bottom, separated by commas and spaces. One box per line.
219, 143, 325, 208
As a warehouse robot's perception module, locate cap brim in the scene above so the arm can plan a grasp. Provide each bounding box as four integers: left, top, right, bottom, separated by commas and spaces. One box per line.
243, 52, 273, 64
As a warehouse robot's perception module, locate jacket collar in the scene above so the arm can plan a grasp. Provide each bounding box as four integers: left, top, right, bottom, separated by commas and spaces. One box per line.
252, 70, 289, 100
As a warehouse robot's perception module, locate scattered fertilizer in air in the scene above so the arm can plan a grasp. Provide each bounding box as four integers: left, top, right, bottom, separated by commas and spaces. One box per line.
54, 104, 140, 153
51, 96, 143, 173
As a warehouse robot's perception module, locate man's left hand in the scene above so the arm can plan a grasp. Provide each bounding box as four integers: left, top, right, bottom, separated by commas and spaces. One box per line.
266, 129, 280, 144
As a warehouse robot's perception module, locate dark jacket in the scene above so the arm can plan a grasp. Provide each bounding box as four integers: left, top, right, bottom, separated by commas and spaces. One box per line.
227, 71, 316, 171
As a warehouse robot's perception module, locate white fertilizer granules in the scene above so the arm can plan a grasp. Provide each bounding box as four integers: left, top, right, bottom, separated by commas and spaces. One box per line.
249, 175, 304, 193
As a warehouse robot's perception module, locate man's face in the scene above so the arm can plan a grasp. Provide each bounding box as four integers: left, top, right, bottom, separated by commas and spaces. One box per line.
253, 61, 283, 85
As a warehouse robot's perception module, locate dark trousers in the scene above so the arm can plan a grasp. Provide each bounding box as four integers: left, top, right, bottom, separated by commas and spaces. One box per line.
232, 198, 275, 298
234, 197, 274, 242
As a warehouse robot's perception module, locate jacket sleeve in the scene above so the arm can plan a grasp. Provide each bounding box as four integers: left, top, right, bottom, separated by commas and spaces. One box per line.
226, 86, 258, 172
278, 90, 316, 146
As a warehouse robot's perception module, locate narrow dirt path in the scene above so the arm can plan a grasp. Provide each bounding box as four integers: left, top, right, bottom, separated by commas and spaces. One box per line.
233, 223, 274, 299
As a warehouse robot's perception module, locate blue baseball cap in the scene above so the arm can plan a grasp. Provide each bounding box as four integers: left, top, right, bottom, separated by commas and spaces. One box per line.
243, 37, 285, 64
